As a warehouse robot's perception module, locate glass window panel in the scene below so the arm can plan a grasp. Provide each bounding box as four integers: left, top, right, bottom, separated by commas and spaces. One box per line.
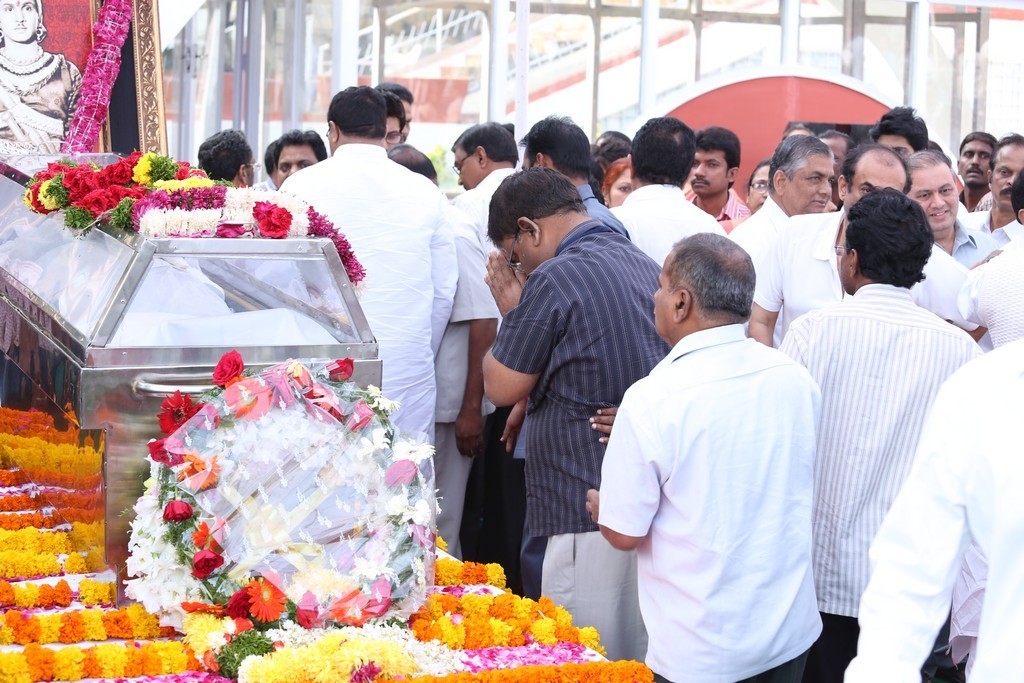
654, 19, 698, 105
597, 13, 642, 134
799, 22, 843, 74
700, 21, 781, 79
865, 0, 907, 18
861, 22, 906, 104
703, 0, 779, 15
984, 17, 1024, 139
802, 0, 844, 19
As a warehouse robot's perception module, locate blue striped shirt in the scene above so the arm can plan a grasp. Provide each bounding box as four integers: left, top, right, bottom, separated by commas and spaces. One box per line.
490, 220, 669, 536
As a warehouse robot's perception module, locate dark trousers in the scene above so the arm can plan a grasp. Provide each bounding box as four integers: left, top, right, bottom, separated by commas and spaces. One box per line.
459, 406, 527, 594
655, 649, 809, 683
801, 611, 961, 683
802, 613, 859, 683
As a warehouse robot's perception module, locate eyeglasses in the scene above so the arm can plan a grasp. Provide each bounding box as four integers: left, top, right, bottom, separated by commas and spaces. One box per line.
506, 231, 523, 273
246, 162, 262, 177
452, 155, 467, 175
834, 244, 852, 256
751, 181, 769, 191
385, 131, 405, 145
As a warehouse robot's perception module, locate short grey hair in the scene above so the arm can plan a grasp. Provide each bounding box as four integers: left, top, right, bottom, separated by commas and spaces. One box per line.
907, 149, 955, 176
768, 135, 833, 194
666, 233, 755, 323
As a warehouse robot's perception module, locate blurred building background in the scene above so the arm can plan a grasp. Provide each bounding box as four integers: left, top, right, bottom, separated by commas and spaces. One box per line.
160, 0, 1024, 190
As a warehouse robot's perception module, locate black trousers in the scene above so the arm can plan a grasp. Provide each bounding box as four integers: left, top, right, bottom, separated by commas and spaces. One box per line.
655, 649, 809, 683
802, 613, 859, 683
459, 406, 527, 595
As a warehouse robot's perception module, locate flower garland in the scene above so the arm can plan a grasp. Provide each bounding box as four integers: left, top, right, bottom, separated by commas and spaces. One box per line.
0, 604, 173, 646
433, 558, 506, 590
0, 640, 200, 681
23, 155, 366, 285
409, 593, 603, 655
0, 578, 114, 610
0, 407, 79, 444
403, 661, 655, 683
60, 0, 134, 154
130, 351, 435, 677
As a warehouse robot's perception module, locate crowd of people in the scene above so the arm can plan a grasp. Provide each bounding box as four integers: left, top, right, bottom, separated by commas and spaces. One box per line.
191, 87, 1023, 683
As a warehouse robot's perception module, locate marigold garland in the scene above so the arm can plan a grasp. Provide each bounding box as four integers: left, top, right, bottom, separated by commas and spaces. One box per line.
0, 604, 171, 646
403, 660, 654, 683
0, 640, 200, 682
434, 558, 507, 590
409, 593, 604, 655
0, 579, 72, 609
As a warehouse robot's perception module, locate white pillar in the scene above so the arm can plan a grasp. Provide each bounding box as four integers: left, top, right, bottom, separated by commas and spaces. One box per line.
488, 0, 511, 121
332, 0, 359, 93
908, 0, 930, 111
514, 0, 530, 139
639, 0, 658, 118
780, 0, 800, 65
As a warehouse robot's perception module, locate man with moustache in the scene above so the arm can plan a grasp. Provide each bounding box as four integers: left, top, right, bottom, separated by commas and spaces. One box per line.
962, 133, 1024, 246
687, 126, 750, 233
958, 131, 997, 212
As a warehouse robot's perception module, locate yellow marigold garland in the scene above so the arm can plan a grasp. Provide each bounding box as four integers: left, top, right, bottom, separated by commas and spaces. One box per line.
77, 578, 116, 606
0, 640, 200, 682
434, 557, 507, 590
236, 631, 418, 683
404, 661, 654, 683
410, 593, 604, 655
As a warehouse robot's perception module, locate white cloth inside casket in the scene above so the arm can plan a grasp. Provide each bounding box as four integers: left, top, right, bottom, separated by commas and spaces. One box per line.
109, 258, 337, 347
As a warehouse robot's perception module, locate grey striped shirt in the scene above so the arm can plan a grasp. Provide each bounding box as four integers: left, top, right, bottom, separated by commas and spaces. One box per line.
491, 220, 669, 537
780, 284, 981, 617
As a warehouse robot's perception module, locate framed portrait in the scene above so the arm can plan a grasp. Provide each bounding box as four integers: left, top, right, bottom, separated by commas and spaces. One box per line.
0, 0, 164, 155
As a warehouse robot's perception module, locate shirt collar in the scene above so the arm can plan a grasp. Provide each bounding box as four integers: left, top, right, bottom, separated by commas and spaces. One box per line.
655, 324, 747, 371
622, 184, 685, 204
811, 211, 846, 262
1002, 220, 1024, 242
577, 183, 596, 200
686, 188, 750, 221
477, 166, 517, 192
849, 282, 915, 302
758, 195, 790, 230
953, 220, 977, 250
332, 143, 388, 160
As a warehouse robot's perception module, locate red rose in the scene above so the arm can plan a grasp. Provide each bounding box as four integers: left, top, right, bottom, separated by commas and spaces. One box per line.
99, 158, 135, 186
327, 358, 354, 382
162, 500, 193, 522
158, 391, 202, 435
78, 188, 119, 216
253, 201, 293, 239
174, 161, 192, 180
212, 350, 244, 387
225, 587, 254, 619
191, 549, 224, 579
64, 168, 100, 203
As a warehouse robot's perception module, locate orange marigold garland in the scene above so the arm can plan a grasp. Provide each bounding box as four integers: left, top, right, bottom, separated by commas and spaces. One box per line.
403, 661, 655, 683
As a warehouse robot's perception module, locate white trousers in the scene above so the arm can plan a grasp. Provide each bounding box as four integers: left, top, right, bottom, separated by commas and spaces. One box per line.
433, 422, 474, 559
541, 531, 648, 662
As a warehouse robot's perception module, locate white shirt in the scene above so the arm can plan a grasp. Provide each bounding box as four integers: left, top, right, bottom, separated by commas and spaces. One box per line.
960, 210, 1024, 247
281, 144, 458, 440
611, 184, 724, 266
845, 339, 1024, 683
957, 247, 1024, 349
434, 212, 500, 422
450, 167, 517, 249
728, 195, 790, 272
780, 284, 980, 617
756, 211, 978, 344
600, 324, 822, 683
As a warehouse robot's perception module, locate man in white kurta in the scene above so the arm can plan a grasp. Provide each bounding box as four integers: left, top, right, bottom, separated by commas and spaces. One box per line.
845, 338, 1024, 683
282, 86, 457, 441
779, 188, 980, 683
593, 233, 822, 683
610, 117, 723, 266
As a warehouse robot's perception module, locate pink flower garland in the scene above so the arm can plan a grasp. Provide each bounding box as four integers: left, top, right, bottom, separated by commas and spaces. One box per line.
61, 0, 134, 154
308, 207, 366, 285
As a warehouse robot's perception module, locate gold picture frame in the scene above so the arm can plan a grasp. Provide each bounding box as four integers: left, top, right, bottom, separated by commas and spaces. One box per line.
131, 0, 166, 154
